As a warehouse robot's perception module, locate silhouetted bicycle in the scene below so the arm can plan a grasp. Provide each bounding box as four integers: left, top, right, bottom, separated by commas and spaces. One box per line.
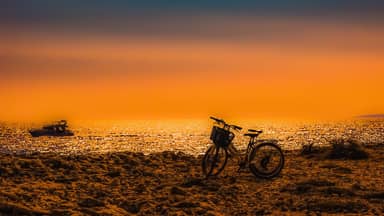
202, 117, 284, 179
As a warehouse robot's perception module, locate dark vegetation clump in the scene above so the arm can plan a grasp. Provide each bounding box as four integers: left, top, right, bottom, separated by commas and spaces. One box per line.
325, 139, 368, 160
300, 143, 314, 155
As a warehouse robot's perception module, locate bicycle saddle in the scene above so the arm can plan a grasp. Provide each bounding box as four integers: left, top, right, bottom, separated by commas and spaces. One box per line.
248, 129, 262, 133
244, 129, 262, 137
244, 133, 260, 137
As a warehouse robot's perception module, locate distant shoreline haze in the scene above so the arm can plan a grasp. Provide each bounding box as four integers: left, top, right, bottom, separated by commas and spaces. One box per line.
356, 114, 384, 118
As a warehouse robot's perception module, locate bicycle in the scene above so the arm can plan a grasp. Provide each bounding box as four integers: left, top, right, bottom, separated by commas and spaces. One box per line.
202, 117, 284, 179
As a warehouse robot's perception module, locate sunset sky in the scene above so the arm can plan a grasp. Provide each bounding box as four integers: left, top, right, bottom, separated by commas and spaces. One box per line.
1, 1, 383, 121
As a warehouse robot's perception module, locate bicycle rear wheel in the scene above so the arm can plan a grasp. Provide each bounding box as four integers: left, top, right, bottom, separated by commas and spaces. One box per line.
202, 145, 228, 178
248, 142, 284, 179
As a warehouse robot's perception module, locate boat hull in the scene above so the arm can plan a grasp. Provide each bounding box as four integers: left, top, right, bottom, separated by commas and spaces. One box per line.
29, 129, 74, 137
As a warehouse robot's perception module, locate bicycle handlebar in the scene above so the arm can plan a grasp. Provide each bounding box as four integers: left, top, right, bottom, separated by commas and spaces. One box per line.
210, 117, 242, 131
210, 116, 224, 123
230, 125, 243, 130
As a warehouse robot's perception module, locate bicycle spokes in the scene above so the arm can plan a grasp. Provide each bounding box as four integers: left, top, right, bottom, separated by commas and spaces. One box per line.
260, 155, 270, 170
248, 143, 284, 178
202, 145, 228, 177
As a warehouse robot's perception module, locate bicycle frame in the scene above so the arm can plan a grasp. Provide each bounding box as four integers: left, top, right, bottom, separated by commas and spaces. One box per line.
244, 138, 254, 159
236, 134, 258, 169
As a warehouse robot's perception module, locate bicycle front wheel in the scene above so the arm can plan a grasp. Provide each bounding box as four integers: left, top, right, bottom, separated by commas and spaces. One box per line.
248, 142, 284, 179
202, 145, 228, 178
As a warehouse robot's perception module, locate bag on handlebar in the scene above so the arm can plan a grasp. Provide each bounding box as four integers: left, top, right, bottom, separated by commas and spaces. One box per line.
210, 126, 234, 147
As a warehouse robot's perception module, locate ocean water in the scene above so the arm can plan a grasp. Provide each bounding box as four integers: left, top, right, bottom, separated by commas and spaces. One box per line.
0, 119, 383, 155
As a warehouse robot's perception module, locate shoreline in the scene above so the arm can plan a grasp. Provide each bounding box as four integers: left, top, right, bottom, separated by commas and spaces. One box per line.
1, 119, 384, 156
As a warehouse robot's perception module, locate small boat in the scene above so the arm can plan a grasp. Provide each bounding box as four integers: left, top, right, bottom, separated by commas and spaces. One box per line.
29, 120, 74, 137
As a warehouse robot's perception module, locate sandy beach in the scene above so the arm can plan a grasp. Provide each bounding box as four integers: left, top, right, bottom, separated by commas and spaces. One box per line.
0, 141, 383, 215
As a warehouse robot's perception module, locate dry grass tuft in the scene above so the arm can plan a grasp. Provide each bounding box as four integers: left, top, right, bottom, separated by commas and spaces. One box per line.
325, 139, 369, 160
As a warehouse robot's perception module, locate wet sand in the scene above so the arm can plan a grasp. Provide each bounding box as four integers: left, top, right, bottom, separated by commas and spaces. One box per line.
0, 143, 383, 215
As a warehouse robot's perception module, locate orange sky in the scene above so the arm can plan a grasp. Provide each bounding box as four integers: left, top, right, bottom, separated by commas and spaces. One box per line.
1, 18, 383, 121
